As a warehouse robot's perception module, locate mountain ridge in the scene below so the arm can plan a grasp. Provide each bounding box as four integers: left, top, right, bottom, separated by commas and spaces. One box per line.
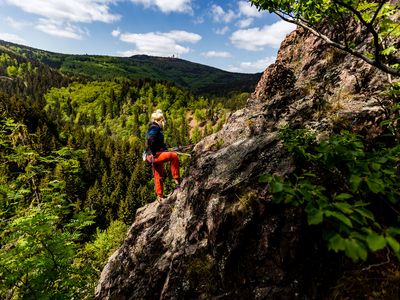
0, 39, 261, 96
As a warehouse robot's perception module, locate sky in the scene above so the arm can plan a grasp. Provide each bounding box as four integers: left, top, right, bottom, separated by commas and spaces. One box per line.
0, 0, 296, 73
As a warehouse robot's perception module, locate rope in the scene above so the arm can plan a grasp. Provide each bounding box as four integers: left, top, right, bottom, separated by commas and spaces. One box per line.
174, 151, 191, 157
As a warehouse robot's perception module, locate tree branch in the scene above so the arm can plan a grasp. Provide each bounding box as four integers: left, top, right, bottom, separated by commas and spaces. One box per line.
274, 11, 400, 76
38, 238, 59, 272
370, 0, 386, 26
2, 265, 38, 299
334, 0, 382, 64
361, 248, 391, 271
333, 1, 350, 48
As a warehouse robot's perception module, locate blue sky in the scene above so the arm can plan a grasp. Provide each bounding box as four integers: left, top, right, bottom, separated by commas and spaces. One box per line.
0, 0, 296, 73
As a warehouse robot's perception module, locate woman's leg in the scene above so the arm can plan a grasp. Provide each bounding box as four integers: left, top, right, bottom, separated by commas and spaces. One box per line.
147, 155, 165, 197
152, 162, 164, 197
154, 152, 180, 181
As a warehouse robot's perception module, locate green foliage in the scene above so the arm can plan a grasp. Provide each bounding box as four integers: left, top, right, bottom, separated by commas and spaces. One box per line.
74, 220, 128, 297
0, 52, 39, 80
218, 92, 250, 110
0, 117, 101, 298
0, 206, 95, 299
260, 128, 400, 262
6, 65, 18, 77
194, 109, 206, 122
250, 0, 400, 76
380, 86, 400, 138
191, 126, 202, 144
44, 79, 228, 150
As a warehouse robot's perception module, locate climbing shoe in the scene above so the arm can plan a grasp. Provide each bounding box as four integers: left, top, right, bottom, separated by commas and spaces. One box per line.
157, 196, 166, 203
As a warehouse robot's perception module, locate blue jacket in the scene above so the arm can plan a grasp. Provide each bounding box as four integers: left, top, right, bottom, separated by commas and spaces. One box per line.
146, 122, 167, 156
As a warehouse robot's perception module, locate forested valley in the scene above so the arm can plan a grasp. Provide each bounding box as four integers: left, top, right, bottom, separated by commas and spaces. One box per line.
0, 46, 255, 299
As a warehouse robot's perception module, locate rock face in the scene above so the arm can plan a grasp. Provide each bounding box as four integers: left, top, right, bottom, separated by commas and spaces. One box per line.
95, 28, 388, 299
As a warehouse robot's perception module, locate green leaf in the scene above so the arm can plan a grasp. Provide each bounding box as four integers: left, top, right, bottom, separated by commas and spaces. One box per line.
386, 236, 400, 253
303, 172, 317, 177
271, 180, 284, 193
335, 193, 353, 201
350, 231, 367, 241
333, 202, 353, 214
366, 177, 384, 193
307, 208, 324, 225
350, 214, 367, 226
258, 174, 270, 183
387, 227, 400, 236
381, 45, 397, 56
325, 210, 353, 227
371, 163, 381, 171
354, 207, 375, 221
366, 232, 386, 251
354, 201, 370, 207
328, 234, 346, 252
345, 238, 368, 262
380, 119, 392, 126
349, 175, 362, 192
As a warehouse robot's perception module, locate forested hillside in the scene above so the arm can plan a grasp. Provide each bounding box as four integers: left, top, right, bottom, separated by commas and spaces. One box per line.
0, 40, 261, 95
3, 0, 398, 296
0, 43, 246, 298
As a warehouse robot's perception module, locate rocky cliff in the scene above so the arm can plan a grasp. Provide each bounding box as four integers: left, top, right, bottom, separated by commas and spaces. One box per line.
94, 27, 389, 299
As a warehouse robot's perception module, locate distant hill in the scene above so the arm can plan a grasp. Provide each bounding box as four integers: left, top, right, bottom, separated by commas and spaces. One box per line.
0, 40, 261, 96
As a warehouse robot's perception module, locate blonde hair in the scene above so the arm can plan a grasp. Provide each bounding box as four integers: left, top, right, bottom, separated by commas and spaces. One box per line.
151, 109, 165, 128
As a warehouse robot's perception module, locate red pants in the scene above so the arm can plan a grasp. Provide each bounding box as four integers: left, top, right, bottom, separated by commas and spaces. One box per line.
147, 151, 180, 197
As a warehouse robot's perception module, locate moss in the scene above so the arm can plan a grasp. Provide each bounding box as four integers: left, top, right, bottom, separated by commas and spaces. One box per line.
313, 87, 354, 125
186, 252, 216, 293
215, 139, 225, 150
229, 191, 257, 215
300, 81, 318, 97
247, 119, 256, 135
325, 48, 346, 66
205, 138, 225, 151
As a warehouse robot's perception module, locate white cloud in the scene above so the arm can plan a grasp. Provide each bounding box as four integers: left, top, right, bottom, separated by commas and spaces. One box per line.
228, 56, 276, 73
215, 26, 230, 35
5, 16, 32, 29
0, 32, 26, 44
4, 0, 120, 23
230, 20, 296, 51
236, 17, 253, 28
5, 0, 120, 39
238, 1, 263, 18
211, 4, 237, 23
130, 0, 193, 14
112, 29, 121, 37
163, 30, 201, 43
210, 2, 263, 27
119, 30, 201, 57
36, 19, 87, 40
202, 51, 232, 58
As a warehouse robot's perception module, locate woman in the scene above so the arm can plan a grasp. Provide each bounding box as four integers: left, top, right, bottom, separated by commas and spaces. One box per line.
146, 109, 180, 202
